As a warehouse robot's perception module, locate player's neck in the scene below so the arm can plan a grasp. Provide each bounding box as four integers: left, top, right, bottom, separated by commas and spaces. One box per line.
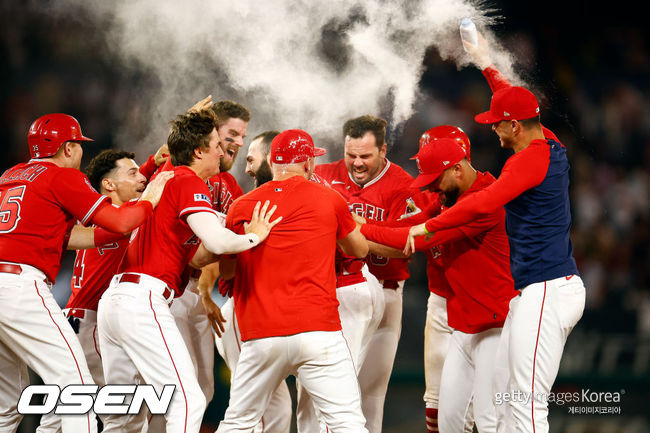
188, 162, 213, 181
273, 172, 306, 181
42, 155, 68, 168
513, 127, 545, 153
107, 192, 125, 206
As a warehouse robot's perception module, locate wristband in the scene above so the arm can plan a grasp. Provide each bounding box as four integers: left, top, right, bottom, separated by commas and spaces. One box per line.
247, 233, 260, 246
423, 225, 432, 235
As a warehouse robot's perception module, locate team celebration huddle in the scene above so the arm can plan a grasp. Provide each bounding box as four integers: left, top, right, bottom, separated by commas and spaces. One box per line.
0, 26, 585, 433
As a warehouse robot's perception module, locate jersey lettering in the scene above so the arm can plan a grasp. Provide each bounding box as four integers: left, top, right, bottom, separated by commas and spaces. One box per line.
97, 242, 120, 256
350, 203, 386, 221
0, 185, 26, 233
0, 165, 47, 185
72, 250, 87, 289
184, 235, 200, 246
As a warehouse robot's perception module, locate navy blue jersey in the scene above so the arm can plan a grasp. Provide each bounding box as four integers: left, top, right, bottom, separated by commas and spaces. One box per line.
503, 139, 578, 288
425, 136, 579, 289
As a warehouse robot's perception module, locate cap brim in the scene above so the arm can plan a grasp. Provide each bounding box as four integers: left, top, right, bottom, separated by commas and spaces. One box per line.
410, 172, 442, 188
474, 110, 502, 124
313, 147, 327, 157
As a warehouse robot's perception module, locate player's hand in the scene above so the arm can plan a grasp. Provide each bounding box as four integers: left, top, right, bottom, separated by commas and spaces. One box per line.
351, 212, 366, 227
188, 95, 213, 113
200, 292, 227, 337
244, 200, 282, 243
139, 171, 173, 208
462, 30, 492, 70
153, 143, 169, 167
404, 223, 430, 255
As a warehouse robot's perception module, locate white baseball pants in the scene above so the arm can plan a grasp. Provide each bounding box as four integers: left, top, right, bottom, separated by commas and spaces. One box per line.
97, 274, 206, 433
422, 292, 453, 410
147, 279, 217, 433
38, 309, 105, 433
216, 297, 291, 433
296, 267, 384, 433
357, 280, 403, 433
439, 327, 501, 433
493, 275, 585, 433
0, 265, 97, 433
216, 331, 368, 433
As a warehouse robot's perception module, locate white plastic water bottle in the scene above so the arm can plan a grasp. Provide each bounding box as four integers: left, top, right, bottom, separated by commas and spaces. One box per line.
460, 18, 478, 48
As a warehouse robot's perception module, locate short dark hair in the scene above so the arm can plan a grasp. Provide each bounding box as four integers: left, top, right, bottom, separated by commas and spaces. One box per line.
342, 115, 387, 149
211, 100, 251, 128
168, 111, 218, 166
518, 115, 541, 129
252, 130, 281, 159
85, 150, 136, 193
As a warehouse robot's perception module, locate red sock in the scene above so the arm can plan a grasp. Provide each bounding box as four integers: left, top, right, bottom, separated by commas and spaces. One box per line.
426, 407, 439, 433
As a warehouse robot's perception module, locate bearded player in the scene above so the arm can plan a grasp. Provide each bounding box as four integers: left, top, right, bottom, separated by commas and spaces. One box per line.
314, 115, 425, 433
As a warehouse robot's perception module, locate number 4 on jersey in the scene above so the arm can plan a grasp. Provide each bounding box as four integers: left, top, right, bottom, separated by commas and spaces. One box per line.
0, 186, 26, 233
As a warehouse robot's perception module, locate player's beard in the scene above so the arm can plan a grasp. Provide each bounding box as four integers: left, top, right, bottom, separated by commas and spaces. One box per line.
254, 160, 273, 187
440, 185, 461, 207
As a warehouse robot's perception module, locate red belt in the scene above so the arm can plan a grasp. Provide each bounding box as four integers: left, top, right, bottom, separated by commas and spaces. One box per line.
66, 309, 86, 319
0, 263, 22, 275
336, 272, 366, 288
0, 263, 50, 284
119, 273, 173, 301
383, 280, 400, 290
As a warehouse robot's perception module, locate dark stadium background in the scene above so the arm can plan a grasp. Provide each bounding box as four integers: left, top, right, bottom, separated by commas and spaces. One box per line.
1, 1, 648, 432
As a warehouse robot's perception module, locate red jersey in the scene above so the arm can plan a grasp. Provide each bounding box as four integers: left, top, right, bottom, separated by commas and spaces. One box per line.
363, 172, 515, 333
314, 159, 422, 281
207, 171, 244, 214
0, 160, 109, 282
120, 166, 218, 294
68, 221, 129, 311
366, 189, 451, 298
226, 175, 356, 341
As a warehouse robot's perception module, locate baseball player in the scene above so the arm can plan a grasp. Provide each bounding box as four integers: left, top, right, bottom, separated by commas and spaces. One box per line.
216, 129, 369, 433
143, 98, 252, 433
209, 129, 293, 433
0, 113, 171, 433
362, 137, 516, 432
407, 31, 586, 433
96, 110, 280, 433
361, 125, 474, 433
37, 148, 170, 433
314, 115, 428, 433
168, 99, 252, 413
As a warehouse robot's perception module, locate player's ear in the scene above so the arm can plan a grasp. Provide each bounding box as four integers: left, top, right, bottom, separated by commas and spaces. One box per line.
62, 141, 74, 157
101, 177, 116, 193
193, 146, 203, 160
379, 143, 387, 158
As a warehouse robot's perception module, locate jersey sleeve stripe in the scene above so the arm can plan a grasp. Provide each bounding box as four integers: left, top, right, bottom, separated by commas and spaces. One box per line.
81, 196, 110, 225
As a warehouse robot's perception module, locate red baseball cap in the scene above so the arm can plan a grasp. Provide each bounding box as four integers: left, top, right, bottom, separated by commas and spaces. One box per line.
474, 86, 540, 124
270, 129, 326, 164
410, 138, 467, 188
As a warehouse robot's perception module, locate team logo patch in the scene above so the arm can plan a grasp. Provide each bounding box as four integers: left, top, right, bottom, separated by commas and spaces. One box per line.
193, 193, 211, 204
